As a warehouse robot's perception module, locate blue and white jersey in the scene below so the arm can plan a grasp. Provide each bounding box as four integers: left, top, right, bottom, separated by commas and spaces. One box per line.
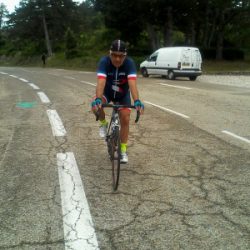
97, 56, 137, 100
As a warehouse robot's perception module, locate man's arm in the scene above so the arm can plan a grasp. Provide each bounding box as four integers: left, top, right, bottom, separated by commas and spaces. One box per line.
128, 79, 144, 114
128, 79, 139, 101
96, 78, 106, 99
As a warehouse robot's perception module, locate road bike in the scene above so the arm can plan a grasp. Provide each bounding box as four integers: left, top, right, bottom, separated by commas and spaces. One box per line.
96, 104, 140, 191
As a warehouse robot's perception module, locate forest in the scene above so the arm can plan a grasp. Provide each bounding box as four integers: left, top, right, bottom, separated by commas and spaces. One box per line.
0, 0, 250, 66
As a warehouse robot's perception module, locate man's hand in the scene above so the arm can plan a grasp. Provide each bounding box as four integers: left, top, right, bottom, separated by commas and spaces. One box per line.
134, 99, 144, 114
91, 97, 102, 112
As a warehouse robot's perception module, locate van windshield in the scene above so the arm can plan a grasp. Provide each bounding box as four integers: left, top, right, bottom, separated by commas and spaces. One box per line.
148, 52, 158, 62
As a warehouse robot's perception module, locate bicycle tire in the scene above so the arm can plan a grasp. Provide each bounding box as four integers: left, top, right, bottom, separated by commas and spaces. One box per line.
111, 126, 121, 191
106, 123, 112, 159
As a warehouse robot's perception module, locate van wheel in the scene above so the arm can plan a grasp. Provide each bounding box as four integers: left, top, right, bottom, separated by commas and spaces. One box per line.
168, 71, 175, 80
189, 76, 197, 81
141, 68, 149, 77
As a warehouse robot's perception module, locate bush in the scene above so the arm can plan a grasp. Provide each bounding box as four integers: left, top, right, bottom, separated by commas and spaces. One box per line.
223, 48, 244, 60
131, 55, 148, 70
200, 48, 216, 60
200, 48, 245, 60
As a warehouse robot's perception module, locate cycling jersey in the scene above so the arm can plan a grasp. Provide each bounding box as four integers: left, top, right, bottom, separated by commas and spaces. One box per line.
97, 56, 137, 102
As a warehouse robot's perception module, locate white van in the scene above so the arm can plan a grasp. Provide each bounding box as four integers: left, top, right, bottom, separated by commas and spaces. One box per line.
140, 47, 202, 81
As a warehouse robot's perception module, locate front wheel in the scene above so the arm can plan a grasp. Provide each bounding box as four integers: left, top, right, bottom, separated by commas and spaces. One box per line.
189, 76, 197, 81
168, 70, 175, 80
141, 68, 149, 77
111, 127, 121, 191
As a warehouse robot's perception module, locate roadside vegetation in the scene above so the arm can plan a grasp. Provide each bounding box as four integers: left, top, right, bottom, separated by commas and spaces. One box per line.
203, 60, 250, 74
1, 53, 250, 75
0, 0, 250, 73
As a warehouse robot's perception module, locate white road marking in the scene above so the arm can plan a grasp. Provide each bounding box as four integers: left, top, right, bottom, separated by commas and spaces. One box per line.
158, 83, 192, 90
145, 101, 190, 119
57, 152, 99, 250
19, 78, 29, 82
37, 92, 50, 103
9, 75, 18, 78
0, 72, 7, 74
222, 130, 250, 144
80, 80, 96, 86
64, 76, 76, 80
28, 83, 40, 90
46, 110, 67, 136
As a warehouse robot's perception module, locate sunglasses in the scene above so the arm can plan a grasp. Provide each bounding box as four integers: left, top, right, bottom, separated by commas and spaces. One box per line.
110, 52, 127, 59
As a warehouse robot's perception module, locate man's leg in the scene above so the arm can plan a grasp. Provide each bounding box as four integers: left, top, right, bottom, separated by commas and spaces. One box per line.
119, 109, 130, 163
119, 109, 130, 144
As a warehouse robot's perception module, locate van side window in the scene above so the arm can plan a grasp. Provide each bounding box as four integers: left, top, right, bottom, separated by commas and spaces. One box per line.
148, 53, 158, 62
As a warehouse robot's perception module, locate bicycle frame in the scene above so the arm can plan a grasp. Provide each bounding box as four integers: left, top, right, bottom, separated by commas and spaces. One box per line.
109, 109, 120, 137
106, 108, 120, 161
96, 103, 140, 191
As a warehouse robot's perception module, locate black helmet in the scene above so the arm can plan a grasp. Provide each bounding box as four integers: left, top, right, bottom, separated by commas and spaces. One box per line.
110, 39, 127, 53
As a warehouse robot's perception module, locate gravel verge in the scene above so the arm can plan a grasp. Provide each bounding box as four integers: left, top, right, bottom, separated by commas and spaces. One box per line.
199, 74, 250, 88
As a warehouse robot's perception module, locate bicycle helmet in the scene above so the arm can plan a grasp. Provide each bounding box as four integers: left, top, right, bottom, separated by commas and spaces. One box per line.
110, 39, 127, 53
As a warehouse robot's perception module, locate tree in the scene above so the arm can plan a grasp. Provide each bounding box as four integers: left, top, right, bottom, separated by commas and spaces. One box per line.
1, 0, 249, 60
0, 3, 8, 50
0, 3, 8, 29
92, 0, 145, 44
65, 27, 77, 58
5, 0, 79, 55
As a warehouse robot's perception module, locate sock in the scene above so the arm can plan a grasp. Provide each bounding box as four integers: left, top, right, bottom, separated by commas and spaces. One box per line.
100, 119, 108, 126
121, 143, 127, 153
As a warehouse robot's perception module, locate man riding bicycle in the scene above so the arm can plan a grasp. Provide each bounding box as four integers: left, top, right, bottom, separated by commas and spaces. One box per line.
91, 39, 144, 164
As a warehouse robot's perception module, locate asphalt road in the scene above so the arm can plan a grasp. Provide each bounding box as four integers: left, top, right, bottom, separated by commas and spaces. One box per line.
0, 67, 249, 250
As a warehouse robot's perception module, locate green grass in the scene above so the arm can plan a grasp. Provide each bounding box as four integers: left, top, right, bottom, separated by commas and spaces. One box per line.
202, 60, 250, 74
45, 53, 99, 70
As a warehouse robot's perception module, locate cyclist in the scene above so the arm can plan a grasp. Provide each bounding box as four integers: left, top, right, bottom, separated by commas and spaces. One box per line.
91, 39, 144, 164
41, 53, 46, 67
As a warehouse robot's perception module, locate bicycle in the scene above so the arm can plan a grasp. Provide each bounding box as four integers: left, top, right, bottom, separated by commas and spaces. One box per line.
96, 104, 140, 191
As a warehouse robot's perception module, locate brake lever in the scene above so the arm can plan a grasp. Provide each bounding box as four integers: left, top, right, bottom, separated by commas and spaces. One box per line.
95, 109, 100, 121
135, 110, 140, 123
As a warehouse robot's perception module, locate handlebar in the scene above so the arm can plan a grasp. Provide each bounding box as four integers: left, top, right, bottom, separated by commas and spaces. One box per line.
95, 104, 140, 123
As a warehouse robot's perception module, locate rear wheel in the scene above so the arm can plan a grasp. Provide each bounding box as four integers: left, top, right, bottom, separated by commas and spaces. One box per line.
189, 76, 197, 81
141, 68, 149, 77
168, 70, 175, 80
111, 127, 121, 191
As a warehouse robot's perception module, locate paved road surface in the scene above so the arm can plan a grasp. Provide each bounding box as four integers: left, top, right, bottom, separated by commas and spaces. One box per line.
0, 67, 249, 249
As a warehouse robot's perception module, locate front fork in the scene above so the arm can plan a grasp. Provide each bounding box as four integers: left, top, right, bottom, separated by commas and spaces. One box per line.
106, 114, 120, 159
